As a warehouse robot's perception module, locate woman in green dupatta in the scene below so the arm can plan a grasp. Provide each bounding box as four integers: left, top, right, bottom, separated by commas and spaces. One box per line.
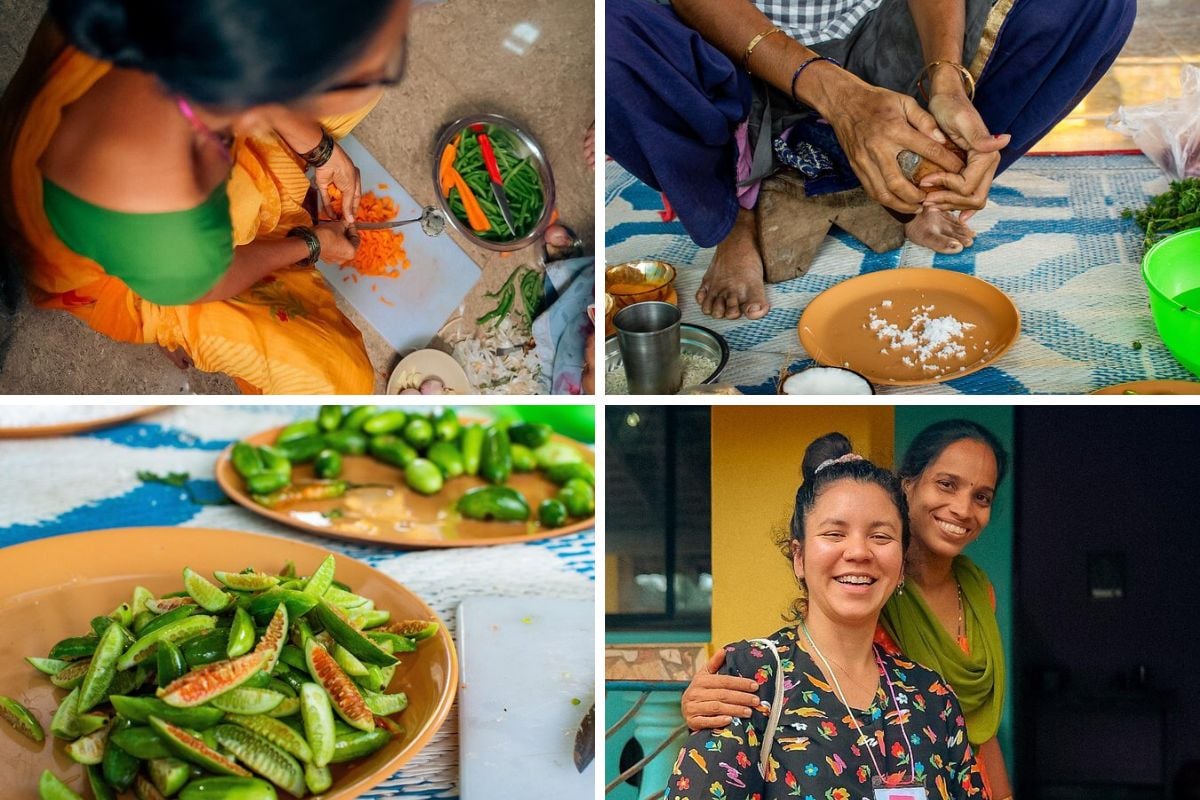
683, 420, 1012, 800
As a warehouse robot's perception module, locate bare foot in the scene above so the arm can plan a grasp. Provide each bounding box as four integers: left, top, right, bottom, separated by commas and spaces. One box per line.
904, 208, 976, 254
695, 207, 769, 320
160, 346, 193, 370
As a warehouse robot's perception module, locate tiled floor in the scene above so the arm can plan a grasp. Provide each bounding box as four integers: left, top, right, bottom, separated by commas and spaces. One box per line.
1035, 0, 1199, 152
0, 0, 594, 394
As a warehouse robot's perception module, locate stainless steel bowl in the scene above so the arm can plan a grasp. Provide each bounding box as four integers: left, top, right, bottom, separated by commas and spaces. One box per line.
605, 323, 729, 393
433, 113, 556, 252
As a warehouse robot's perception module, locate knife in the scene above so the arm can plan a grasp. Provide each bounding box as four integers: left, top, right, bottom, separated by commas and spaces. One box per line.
471, 124, 517, 237
573, 702, 595, 773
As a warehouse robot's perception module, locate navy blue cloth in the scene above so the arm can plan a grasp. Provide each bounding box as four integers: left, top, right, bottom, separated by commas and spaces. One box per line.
605, 0, 752, 247
606, 0, 1136, 247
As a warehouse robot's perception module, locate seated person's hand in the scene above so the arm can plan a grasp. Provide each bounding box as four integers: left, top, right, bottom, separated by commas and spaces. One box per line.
314, 220, 358, 264
921, 92, 1011, 223
825, 82, 966, 215
681, 649, 761, 730
316, 143, 363, 223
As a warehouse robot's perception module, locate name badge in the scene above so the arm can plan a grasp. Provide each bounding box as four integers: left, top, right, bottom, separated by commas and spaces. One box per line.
871, 777, 927, 800
872, 790, 927, 800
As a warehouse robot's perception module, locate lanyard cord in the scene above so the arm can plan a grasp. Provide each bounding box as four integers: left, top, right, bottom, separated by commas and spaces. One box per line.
800, 621, 917, 785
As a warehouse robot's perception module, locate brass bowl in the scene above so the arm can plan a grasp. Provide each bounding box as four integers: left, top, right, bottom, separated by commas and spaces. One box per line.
605, 259, 678, 312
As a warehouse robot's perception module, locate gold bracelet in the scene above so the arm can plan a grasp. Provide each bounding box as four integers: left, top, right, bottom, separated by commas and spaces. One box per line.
918, 59, 976, 102
743, 26, 784, 74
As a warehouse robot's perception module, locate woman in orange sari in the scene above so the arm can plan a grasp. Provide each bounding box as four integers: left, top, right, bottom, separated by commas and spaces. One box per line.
1, 0, 413, 393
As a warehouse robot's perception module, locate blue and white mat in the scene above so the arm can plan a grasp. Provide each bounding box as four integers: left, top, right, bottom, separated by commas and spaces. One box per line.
605, 155, 1195, 394
0, 405, 594, 800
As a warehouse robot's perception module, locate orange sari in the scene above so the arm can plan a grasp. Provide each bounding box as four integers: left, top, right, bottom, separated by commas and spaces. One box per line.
7, 35, 377, 394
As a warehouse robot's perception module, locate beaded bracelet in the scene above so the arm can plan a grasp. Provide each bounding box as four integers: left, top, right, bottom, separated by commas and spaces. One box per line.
299, 127, 335, 168
743, 26, 784, 74
790, 55, 841, 105
287, 226, 322, 266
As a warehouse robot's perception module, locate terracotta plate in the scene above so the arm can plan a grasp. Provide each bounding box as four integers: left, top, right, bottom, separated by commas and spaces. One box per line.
1092, 379, 1200, 395
216, 424, 595, 548
0, 406, 166, 439
798, 268, 1020, 386
0, 527, 457, 799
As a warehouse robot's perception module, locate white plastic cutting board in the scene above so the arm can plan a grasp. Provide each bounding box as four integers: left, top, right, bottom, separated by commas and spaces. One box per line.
457, 596, 595, 798
316, 135, 481, 352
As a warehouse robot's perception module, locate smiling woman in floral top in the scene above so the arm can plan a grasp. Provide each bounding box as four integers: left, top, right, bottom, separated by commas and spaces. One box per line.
667, 434, 987, 800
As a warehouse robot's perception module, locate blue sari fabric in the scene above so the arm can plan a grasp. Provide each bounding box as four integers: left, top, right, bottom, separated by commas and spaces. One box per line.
606, 0, 1136, 248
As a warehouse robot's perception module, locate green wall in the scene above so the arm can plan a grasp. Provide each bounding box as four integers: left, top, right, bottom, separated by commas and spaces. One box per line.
894, 407, 1015, 782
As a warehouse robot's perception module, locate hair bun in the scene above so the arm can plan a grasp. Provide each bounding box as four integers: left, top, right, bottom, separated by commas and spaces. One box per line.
51, 0, 145, 67
801, 432, 853, 482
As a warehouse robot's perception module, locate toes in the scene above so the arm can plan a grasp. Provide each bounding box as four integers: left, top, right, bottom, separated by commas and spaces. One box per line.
744, 301, 769, 320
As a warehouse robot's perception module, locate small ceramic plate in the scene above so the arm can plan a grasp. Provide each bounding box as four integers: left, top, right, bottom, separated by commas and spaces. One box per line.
387, 350, 472, 395
215, 424, 595, 548
798, 268, 1020, 386
0, 406, 165, 438
0, 527, 458, 800
1091, 380, 1200, 395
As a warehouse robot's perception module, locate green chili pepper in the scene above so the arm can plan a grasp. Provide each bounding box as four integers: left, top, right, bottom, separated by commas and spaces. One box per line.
257, 446, 292, 481
534, 440, 584, 469
322, 429, 368, 456
426, 442, 465, 479
276, 420, 319, 445
460, 425, 485, 476
368, 435, 418, 468
457, 486, 531, 521
480, 426, 513, 485
520, 268, 544, 324
508, 422, 553, 449
362, 410, 408, 436
39, 771, 83, 800
314, 449, 343, 480
317, 405, 343, 432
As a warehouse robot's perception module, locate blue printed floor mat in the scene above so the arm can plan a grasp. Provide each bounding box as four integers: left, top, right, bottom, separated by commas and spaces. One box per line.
604, 155, 1196, 394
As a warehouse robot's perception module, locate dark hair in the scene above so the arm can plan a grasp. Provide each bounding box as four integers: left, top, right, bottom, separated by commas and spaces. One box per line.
898, 419, 1009, 487
49, 0, 398, 107
779, 433, 910, 619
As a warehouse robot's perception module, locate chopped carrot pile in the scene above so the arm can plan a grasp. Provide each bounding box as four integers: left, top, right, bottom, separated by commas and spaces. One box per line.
327, 185, 412, 277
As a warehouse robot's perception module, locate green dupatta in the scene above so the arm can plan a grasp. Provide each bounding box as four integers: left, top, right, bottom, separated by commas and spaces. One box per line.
879, 555, 1004, 745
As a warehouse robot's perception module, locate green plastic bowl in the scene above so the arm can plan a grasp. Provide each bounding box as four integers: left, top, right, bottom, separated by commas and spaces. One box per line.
1142, 227, 1200, 377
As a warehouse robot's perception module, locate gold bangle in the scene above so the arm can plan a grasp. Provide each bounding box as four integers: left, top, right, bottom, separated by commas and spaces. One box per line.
743, 26, 784, 74
918, 59, 976, 102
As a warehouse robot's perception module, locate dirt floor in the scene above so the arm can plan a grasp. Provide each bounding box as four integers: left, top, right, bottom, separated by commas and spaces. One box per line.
0, 0, 595, 394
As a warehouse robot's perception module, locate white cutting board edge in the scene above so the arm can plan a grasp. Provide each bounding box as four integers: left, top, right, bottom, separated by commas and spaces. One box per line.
316, 135, 482, 353
457, 596, 595, 797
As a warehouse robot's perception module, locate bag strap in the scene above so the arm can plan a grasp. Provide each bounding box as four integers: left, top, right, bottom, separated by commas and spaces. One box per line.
749, 638, 785, 779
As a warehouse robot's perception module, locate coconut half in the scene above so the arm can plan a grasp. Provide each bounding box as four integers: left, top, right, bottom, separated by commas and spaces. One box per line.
781, 367, 874, 395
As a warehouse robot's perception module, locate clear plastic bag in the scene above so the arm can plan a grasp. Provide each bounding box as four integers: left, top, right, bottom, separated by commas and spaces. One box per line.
1108, 65, 1200, 180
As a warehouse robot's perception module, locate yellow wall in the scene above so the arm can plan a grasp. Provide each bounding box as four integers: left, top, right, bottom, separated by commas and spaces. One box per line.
710, 406, 894, 649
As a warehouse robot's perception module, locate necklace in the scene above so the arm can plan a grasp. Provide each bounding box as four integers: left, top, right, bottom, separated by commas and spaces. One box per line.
955, 581, 968, 650
175, 97, 233, 163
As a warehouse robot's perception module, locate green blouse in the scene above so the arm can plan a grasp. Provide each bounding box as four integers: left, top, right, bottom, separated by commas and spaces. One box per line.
43, 177, 233, 306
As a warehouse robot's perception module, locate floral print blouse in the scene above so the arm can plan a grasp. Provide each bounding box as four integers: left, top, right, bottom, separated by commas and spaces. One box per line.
667, 626, 989, 800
